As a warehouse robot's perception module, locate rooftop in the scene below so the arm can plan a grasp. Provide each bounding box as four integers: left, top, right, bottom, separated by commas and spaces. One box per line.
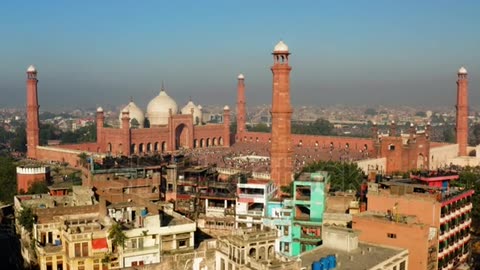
300, 242, 407, 269
296, 171, 328, 182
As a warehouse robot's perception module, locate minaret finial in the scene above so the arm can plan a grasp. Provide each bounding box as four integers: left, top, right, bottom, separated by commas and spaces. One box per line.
189, 95, 192, 102
130, 96, 133, 102
161, 80, 165, 91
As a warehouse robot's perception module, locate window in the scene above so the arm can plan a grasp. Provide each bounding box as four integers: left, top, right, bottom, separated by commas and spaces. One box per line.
387, 233, 397, 239
388, 144, 395, 151
81, 242, 88, 257
179, 240, 187, 248
399, 261, 406, 270
74, 243, 88, 257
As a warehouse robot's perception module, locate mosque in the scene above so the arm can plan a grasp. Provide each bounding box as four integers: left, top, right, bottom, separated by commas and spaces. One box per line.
24, 41, 477, 187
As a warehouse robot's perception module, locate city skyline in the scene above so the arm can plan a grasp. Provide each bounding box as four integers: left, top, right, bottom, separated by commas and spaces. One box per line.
1, 1, 479, 110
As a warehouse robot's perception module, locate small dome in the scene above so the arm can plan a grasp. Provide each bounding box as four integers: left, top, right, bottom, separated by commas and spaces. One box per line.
181, 100, 203, 125
274, 41, 289, 52
458, 66, 468, 74
97, 107, 104, 113
119, 101, 145, 128
27, 65, 36, 72
224, 105, 230, 110
198, 104, 203, 110
238, 73, 245, 80
410, 123, 414, 127
122, 107, 129, 114
147, 88, 178, 126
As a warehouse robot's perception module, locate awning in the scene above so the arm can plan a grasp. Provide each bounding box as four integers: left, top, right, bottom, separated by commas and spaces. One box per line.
92, 238, 109, 251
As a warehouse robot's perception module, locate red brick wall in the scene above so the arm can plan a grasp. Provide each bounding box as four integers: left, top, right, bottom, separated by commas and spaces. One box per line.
353, 215, 432, 270
17, 173, 47, 193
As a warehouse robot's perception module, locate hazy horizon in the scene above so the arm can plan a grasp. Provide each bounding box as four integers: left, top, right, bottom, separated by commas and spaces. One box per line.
1, 1, 479, 110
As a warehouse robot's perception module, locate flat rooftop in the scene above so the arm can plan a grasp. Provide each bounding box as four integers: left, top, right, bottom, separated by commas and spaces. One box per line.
301, 242, 407, 269
296, 171, 327, 182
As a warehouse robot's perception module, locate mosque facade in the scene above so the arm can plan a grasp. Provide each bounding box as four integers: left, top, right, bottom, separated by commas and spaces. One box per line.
24, 42, 473, 187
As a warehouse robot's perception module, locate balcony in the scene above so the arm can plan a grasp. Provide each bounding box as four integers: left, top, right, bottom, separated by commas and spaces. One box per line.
36, 243, 63, 255
124, 244, 159, 255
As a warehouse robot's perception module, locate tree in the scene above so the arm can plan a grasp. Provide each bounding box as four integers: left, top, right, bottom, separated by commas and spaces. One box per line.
292, 118, 333, 136
443, 128, 455, 143
108, 223, 127, 253
10, 124, 27, 153
78, 152, 89, 167
27, 181, 49, 194
230, 121, 237, 134
0, 157, 17, 203
248, 123, 270, 133
301, 160, 364, 192
415, 111, 427, 117
18, 207, 35, 233
364, 108, 377, 116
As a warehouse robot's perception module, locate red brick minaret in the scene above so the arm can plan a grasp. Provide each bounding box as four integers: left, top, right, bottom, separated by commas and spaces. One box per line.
270, 41, 293, 187
96, 107, 104, 152
26, 65, 40, 159
456, 66, 468, 156
223, 105, 231, 146
236, 74, 246, 137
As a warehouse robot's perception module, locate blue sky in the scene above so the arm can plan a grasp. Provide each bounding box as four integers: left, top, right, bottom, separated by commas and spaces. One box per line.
0, 1, 479, 110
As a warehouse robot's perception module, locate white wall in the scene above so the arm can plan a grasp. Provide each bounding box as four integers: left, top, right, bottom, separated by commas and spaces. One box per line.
429, 144, 459, 170
355, 158, 386, 174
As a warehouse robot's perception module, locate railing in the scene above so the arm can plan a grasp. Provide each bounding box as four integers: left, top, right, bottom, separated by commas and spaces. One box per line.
124, 244, 159, 254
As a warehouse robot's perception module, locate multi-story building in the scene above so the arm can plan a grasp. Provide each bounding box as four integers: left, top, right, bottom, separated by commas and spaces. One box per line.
353, 171, 473, 270
15, 185, 197, 270
265, 171, 330, 257
300, 225, 409, 270
165, 164, 237, 230
215, 228, 301, 270
235, 179, 277, 229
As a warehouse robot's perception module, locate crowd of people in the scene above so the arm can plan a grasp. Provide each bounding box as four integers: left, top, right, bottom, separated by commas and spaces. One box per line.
181, 141, 371, 174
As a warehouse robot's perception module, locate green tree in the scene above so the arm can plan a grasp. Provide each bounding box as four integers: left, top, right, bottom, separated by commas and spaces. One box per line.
248, 123, 270, 133
108, 223, 127, 253
292, 118, 333, 136
415, 111, 427, 117
27, 181, 49, 194
78, 152, 89, 167
18, 207, 36, 233
230, 121, 237, 134
301, 160, 364, 192
10, 124, 27, 152
364, 108, 377, 116
443, 128, 455, 143
0, 157, 17, 203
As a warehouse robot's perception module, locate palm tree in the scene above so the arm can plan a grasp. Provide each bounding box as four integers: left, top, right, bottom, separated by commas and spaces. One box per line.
108, 223, 126, 253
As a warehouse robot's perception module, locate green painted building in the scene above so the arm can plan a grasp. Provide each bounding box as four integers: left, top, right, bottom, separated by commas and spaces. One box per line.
265, 171, 330, 257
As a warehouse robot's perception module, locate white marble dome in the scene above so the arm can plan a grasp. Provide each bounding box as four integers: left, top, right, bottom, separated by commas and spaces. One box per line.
237, 73, 245, 80
27, 65, 36, 72
274, 41, 289, 52
97, 107, 104, 113
119, 101, 145, 128
147, 89, 178, 126
181, 100, 203, 125
458, 66, 468, 74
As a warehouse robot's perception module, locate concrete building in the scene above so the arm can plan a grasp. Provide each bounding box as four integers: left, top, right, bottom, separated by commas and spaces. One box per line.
236, 179, 277, 229
215, 228, 301, 270
353, 171, 473, 270
265, 171, 330, 257
300, 225, 409, 270
14, 185, 197, 270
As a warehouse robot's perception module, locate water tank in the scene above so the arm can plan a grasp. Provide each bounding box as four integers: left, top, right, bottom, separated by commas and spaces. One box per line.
320, 258, 329, 270
312, 260, 322, 270
141, 208, 148, 217
330, 255, 337, 268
